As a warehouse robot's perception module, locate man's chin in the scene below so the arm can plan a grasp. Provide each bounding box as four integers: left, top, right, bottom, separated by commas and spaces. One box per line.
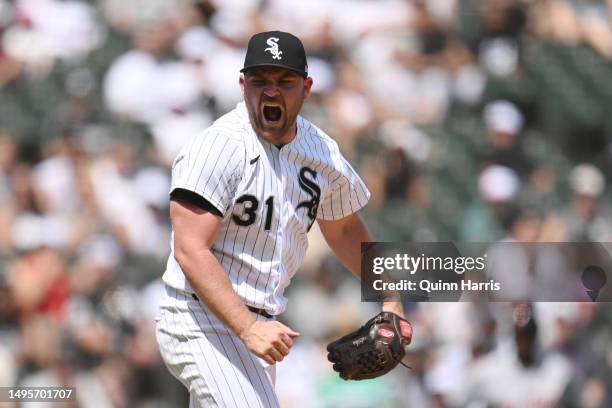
260, 119, 285, 134
261, 128, 282, 139
260, 126, 288, 143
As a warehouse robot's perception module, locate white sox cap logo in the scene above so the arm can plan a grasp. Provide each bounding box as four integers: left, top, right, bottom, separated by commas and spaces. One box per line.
265, 37, 283, 60
242, 31, 308, 77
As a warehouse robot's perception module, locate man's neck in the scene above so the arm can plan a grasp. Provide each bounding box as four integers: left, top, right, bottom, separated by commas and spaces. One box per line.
260, 122, 298, 147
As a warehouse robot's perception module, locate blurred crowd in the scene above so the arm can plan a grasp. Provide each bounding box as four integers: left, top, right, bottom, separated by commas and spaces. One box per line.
1, 0, 612, 406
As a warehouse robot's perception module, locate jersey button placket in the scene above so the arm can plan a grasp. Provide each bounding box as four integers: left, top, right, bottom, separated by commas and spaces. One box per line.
275, 147, 289, 294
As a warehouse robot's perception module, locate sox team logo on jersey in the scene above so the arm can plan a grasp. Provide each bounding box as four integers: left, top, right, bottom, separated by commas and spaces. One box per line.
296, 167, 320, 231
265, 37, 282, 60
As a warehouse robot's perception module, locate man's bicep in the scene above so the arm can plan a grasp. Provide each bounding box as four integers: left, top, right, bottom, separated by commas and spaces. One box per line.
318, 212, 369, 243
317, 214, 349, 240
170, 199, 223, 249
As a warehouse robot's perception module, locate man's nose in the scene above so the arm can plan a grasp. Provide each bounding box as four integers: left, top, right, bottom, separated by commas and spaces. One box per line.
263, 83, 280, 97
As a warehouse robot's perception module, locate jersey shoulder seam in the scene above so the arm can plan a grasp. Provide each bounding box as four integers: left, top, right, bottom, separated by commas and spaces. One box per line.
300, 117, 340, 153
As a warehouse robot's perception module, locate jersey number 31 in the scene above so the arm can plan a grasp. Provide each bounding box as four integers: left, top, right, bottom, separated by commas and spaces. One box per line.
232, 195, 274, 230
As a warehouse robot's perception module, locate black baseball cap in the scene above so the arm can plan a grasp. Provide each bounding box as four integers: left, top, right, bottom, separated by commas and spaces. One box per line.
241, 31, 308, 78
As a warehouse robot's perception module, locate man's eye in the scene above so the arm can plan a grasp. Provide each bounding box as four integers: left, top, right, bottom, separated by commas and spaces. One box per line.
251, 80, 265, 86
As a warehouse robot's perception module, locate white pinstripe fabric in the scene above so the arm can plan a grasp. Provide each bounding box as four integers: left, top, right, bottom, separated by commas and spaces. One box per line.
156, 286, 279, 408
162, 102, 370, 315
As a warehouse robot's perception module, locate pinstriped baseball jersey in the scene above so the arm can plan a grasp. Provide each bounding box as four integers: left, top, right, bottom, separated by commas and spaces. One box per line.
162, 101, 370, 315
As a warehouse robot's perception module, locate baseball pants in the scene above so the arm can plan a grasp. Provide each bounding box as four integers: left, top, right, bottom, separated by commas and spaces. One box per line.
155, 285, 280, 408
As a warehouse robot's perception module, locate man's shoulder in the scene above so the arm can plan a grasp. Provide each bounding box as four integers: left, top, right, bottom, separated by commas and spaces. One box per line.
299, 116, 341, 154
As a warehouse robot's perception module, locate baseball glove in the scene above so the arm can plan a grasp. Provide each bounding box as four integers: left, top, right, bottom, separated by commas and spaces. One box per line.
326, 311, 412, 380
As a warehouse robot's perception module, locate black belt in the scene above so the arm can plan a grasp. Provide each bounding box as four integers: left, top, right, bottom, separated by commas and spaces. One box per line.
191, 294, 273, 319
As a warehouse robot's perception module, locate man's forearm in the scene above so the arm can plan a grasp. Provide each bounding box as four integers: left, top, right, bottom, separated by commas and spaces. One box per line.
175, 246, 255, 337
320, 214, 405, 318
334, 229, 406, 318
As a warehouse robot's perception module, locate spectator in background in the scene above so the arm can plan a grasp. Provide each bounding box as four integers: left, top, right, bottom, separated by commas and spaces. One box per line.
481, 100, 533, 178
565, 164, 611, 241
102, 8, 204, 122
7, 247, 69, 321
464, 303, 572, 406
557, 302, 612, 408
103, 2, 214, 165
461, 164, 521, 241
530, 0, 612, 59
484, 205, 542, 301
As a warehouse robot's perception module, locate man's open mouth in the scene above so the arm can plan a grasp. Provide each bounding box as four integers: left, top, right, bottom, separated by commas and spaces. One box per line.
263, 105, 282, 122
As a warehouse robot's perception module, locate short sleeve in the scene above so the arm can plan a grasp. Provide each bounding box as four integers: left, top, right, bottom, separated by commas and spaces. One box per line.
170, 130, 246, 216
317, 156, 370, 220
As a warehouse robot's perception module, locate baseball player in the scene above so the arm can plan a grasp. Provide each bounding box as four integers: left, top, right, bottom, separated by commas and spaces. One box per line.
155, 31, 407, 407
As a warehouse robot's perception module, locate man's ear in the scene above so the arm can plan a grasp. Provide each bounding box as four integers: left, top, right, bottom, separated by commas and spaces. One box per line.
239, 74, 245, 93
303, 76, 313, 98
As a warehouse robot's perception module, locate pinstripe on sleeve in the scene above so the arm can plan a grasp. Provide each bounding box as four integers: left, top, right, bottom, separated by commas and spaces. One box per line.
317, 156, 370, 220
170, 130, 246, 216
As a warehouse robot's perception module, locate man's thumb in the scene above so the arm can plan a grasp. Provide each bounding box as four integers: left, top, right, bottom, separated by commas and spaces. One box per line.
280, 323, 300, 337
